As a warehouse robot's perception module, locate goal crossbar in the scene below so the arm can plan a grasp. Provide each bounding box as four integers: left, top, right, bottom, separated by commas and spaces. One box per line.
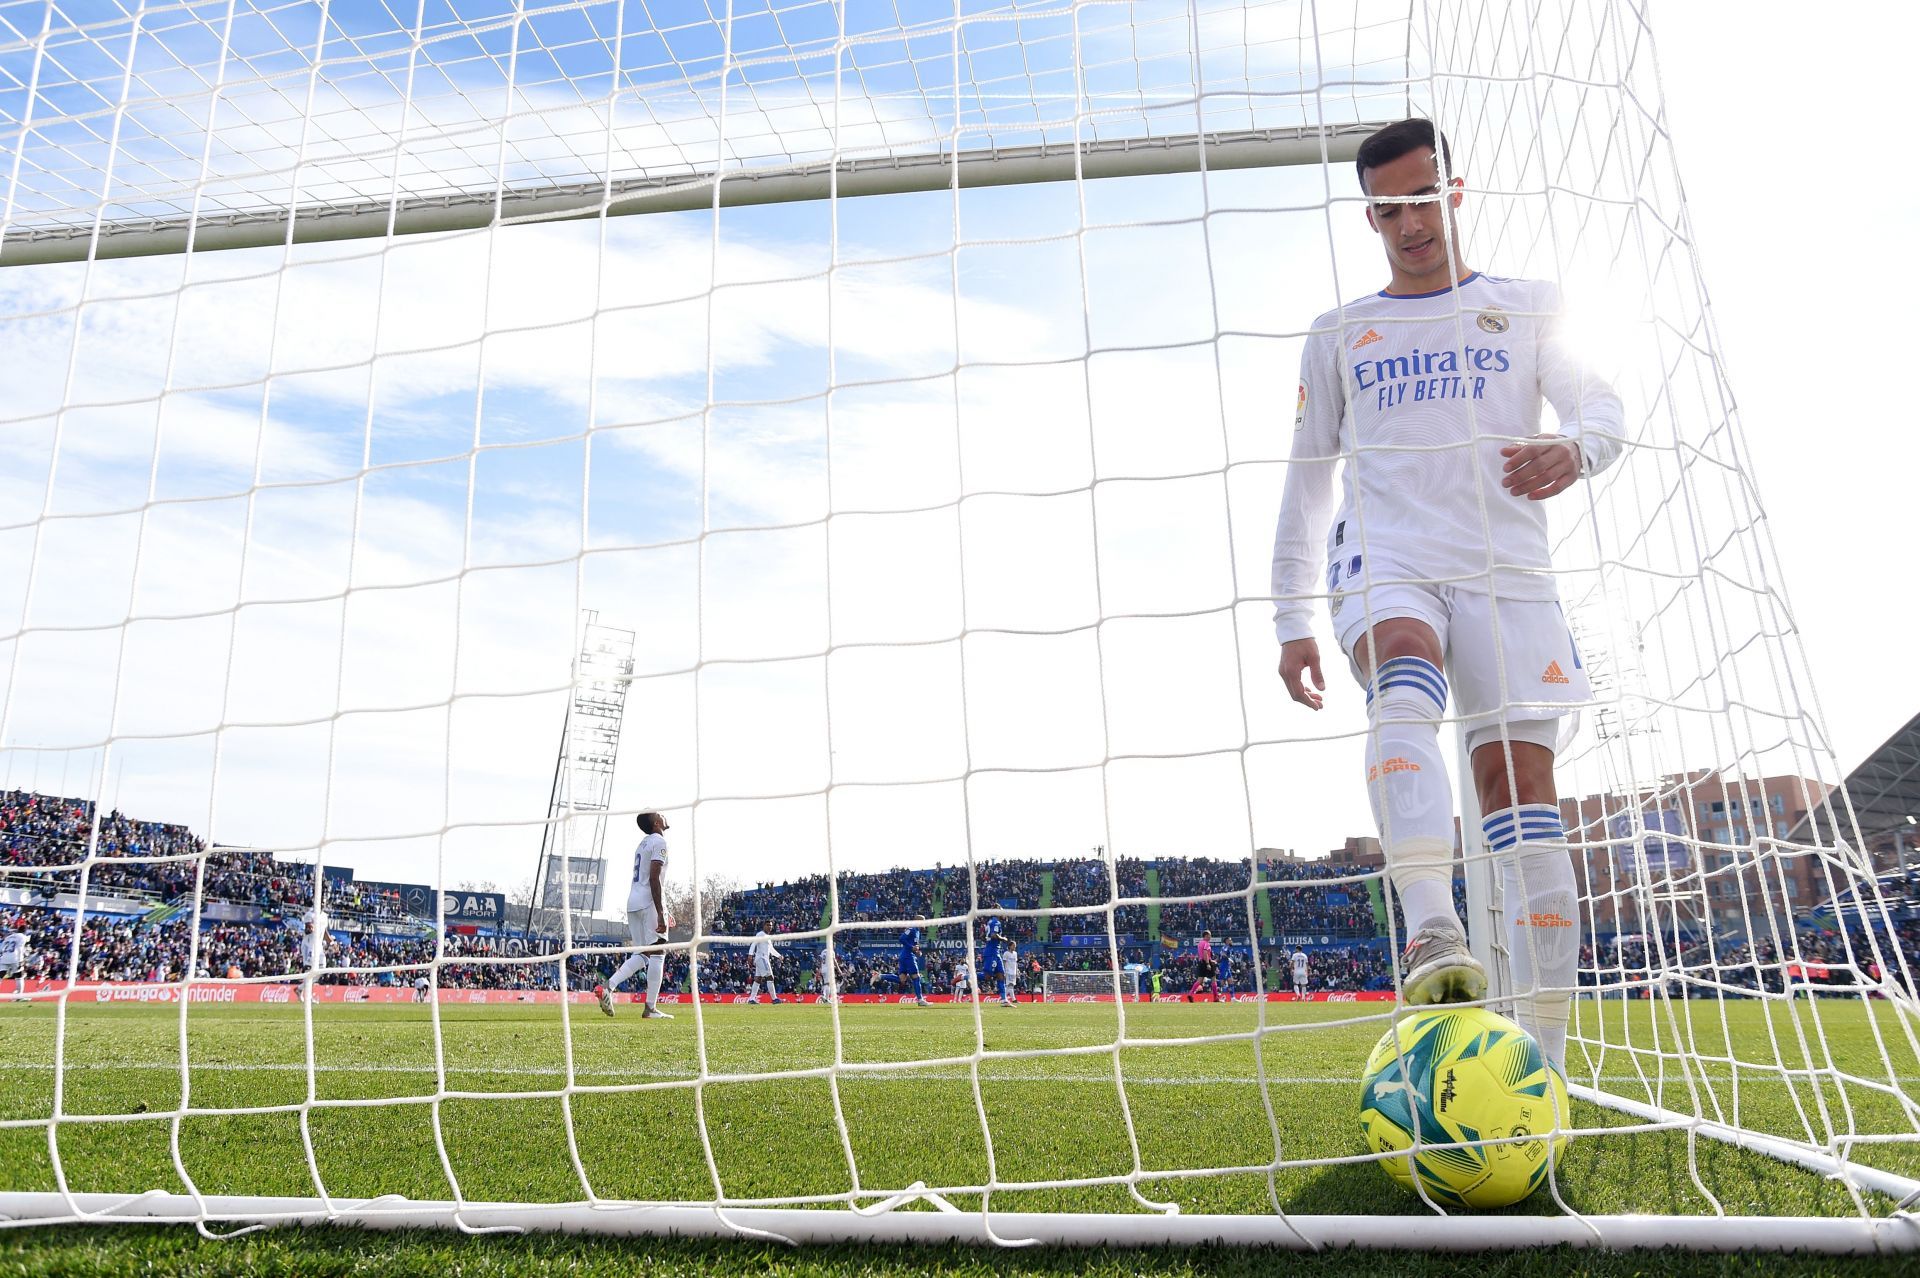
0, 124, 1374, 268
3, 1193, 1917, 1253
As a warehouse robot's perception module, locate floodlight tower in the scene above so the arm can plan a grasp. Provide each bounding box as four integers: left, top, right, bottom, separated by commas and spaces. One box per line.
527, 611, 635, 943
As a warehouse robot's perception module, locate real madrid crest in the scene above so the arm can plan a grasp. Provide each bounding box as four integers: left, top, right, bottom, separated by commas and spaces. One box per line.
1476, 309, 1509, 334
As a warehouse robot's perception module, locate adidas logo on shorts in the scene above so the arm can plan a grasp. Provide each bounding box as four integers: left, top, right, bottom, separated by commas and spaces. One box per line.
1540, 660, 1570, 685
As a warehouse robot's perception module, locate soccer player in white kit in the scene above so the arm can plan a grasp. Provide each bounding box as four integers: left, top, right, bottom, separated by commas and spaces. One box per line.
300, 907, 325, 964
747, 928, 783, 1004
1, 925, 28, 998
296, 905, 325, 1002
1271, 118, 1623, 1071
1291, 947, 1310, 998
814, 946, 836, 1004
595, 810, 674, 1020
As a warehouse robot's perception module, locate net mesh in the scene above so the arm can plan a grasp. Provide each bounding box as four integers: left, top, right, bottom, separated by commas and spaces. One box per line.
1, 0, 1917, 1244
1040, 968, 1140, 1000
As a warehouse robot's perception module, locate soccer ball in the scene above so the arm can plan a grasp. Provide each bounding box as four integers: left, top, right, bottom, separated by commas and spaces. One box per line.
1358, 1006, 1569, 1208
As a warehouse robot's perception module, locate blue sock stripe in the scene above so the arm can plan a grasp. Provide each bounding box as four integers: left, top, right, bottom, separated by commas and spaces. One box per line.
1482, 805, 1567, 846
1483, 814, 1565, 832
1483, 823, 1566, 842
1375, 657, 1446, 695
1484, 804, 1561, 821
1368, 678, 1447, 712
1366, 659, 1447, 710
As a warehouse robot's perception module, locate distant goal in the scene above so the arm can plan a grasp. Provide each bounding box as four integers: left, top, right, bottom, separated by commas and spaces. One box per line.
1040, 970, 1142, 1003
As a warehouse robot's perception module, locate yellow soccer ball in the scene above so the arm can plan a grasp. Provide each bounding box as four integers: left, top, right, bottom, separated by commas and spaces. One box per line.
1357, 1006, 1570, 1208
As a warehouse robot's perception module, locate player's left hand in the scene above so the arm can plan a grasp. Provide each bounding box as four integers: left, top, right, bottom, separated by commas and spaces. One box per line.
1499, 433, 1583, 501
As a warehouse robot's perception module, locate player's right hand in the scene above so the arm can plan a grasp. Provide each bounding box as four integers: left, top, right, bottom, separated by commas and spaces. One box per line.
1278, 638, 1325, 710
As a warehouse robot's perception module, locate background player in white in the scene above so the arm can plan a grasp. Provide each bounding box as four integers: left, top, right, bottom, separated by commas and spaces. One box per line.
1, 923, 28, 999
413, 972, 432, 1003
1291, 947, 1310, 998
1272, 118, 1623, 1070
596, 810, 673, 1020
950, 960, 972, 1001
747, 928, 783, 1004
295, 904, 325, 1003
815, 946, 836, 1004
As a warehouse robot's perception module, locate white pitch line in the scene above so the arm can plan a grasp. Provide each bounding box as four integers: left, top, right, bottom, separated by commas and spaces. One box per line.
0, 1061, 1332, 1085
0, 1060, 1909, 1088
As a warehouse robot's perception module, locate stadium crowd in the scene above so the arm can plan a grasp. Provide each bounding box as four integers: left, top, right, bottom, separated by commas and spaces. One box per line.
3, 789, 213, 900
7, 787, 1920, 1000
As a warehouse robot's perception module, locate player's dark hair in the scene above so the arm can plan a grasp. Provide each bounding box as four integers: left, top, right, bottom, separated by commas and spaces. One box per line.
1355, 118, 1453, 194
637, 811, 661, 834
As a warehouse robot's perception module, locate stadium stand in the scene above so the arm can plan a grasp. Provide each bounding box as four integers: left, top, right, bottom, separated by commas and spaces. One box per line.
5, 787, 1915, 999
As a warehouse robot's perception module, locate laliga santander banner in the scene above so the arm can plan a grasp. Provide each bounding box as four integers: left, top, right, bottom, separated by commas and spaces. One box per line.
2, 980, 1395, 1006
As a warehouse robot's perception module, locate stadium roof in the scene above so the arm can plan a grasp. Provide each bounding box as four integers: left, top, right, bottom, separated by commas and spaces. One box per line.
1789, 711, 1920, 847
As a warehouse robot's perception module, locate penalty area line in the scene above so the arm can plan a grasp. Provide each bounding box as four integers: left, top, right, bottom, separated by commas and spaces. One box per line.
0, 1061, 1879, 1087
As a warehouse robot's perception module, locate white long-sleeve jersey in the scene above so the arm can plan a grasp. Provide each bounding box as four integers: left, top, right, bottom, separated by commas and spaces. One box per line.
749, 931, 779, 964
1271, 273, 1625, 645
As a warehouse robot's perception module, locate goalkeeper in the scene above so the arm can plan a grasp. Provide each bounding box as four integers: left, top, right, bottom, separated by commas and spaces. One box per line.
1270, 118, 1623, 1070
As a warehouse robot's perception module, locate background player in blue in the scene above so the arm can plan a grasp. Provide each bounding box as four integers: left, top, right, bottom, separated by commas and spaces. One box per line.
897, 927, 928, 1006
981, 917, 1014, 1007
1211, 951, 1232, 1002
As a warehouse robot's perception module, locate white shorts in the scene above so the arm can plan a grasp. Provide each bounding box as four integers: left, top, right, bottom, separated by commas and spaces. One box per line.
754, 959, 773, 978
1332, 567, 1588, 756
627, 904, 662, 946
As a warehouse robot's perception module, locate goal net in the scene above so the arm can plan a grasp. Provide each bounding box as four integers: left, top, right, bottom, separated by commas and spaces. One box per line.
1041, 969, 1141, 1003
1, 0, 1916, 1255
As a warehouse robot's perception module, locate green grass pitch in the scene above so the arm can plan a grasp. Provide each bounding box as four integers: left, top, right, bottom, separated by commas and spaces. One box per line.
1, 995, 1916, 1275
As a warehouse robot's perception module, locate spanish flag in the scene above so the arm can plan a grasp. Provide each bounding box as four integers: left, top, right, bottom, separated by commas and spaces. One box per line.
1160, 934, 1177, 950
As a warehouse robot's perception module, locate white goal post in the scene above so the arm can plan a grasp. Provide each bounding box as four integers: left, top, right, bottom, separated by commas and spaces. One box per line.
1041, 969, 1141, 1002
3, 0, 1919, 1257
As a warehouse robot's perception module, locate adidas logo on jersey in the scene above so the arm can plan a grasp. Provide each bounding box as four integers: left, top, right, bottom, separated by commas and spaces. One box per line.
1540, 660, 1570, 685
1351, 328, 1384, 350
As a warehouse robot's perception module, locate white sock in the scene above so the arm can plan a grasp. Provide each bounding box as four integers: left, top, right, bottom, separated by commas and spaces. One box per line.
645, 954, 665, 1007
1396, 876, 1459, 935
608, 951, 645, 990
1367, 657, 1460, 935
1366, 656, 1455, 845
1486, 804, 1578, 1071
